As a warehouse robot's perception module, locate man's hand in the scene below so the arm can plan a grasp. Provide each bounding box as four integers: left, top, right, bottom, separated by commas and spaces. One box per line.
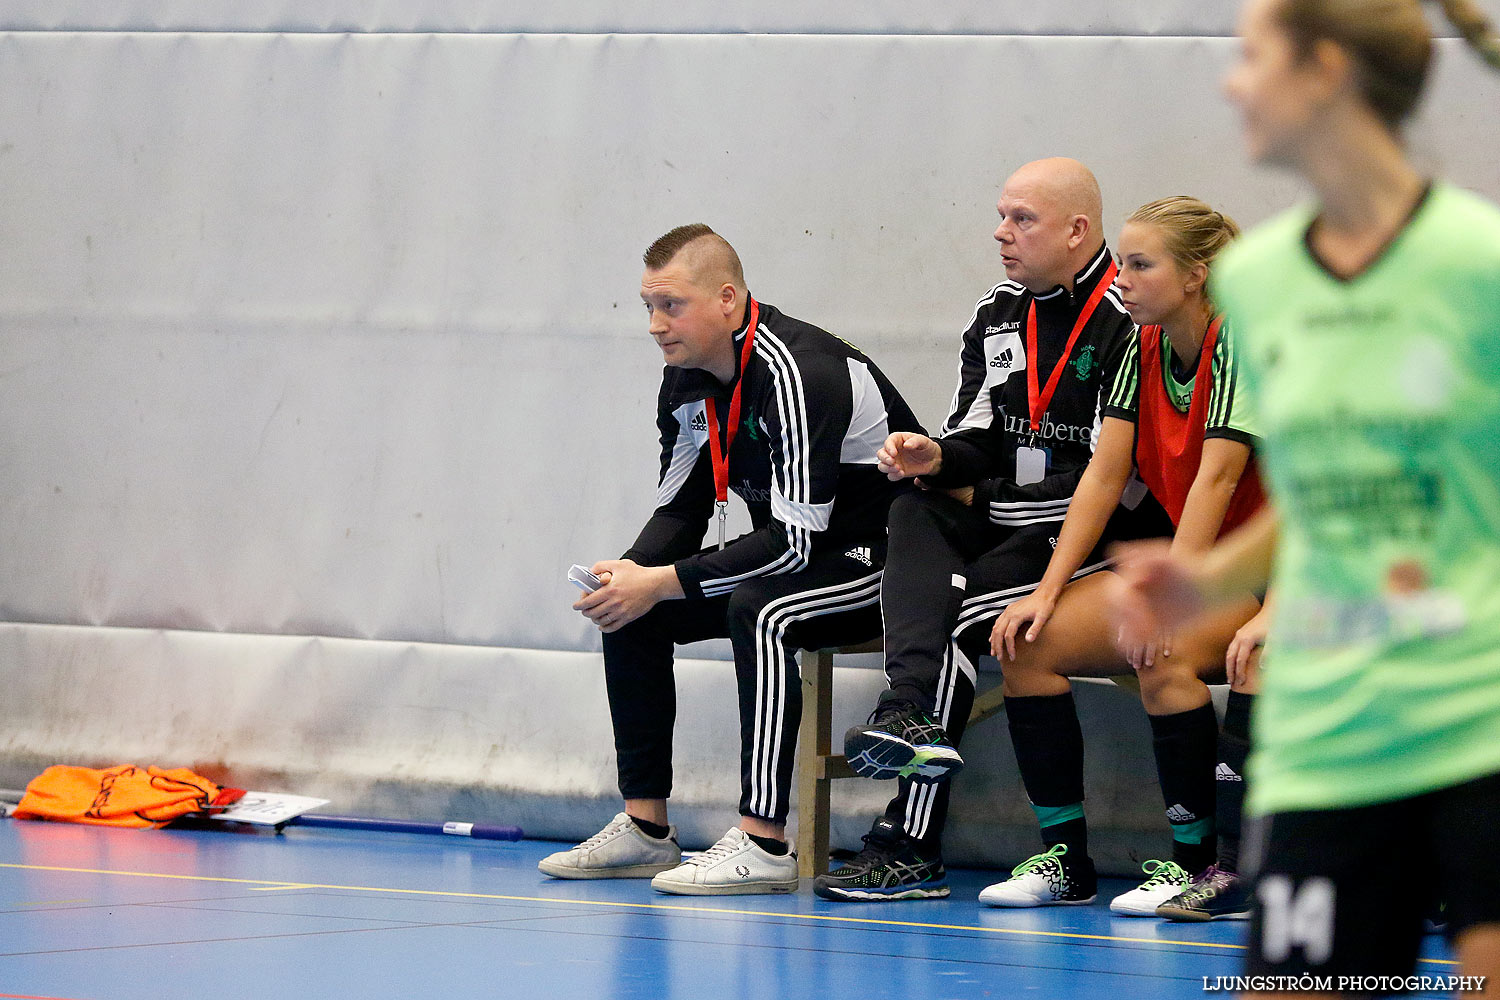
877, 432, 942, 481
572, 559, 684, 633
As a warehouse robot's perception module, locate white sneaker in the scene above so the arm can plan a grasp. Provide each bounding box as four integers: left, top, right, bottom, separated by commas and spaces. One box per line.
537, 812, 681, 879
978, 843, 1097, 907
650, 827, 799, 896
1109, 859, 1194, 916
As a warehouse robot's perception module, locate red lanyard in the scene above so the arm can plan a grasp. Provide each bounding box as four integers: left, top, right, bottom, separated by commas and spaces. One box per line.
1025, 259, 1118, 434
704, 297, 759, 549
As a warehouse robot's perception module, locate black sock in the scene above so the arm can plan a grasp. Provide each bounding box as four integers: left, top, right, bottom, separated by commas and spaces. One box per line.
747, 832, 788, 856
1148, 702, 1218, 869
1223, 689, 1253, 741
1006, 692, 1086, 808
1041, 815, 1089, 862
630, 816, 672, 840
1216, 691, 1254, 873
1172, 836, 1218, 873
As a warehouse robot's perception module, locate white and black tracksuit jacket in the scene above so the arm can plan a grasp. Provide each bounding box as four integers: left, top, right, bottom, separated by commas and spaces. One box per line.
876, 245, 1168, 848
923, 244, 1135, 512
605, 297, 924, 824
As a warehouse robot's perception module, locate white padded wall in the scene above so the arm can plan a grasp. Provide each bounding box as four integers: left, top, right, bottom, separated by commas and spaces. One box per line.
3, 30, 1497, 650
5, 1, 1494, 35
0, 4, 1255, 35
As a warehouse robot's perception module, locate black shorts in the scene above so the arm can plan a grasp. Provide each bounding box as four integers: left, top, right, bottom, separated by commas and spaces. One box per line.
1244, 770, 1500, 985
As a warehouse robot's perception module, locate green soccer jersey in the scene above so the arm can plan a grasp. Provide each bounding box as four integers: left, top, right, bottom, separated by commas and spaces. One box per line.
1104, 321, 1259, 443
1213, 182, 1500, 815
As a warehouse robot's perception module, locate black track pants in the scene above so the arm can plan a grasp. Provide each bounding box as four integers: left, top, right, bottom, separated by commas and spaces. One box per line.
603, 546, 885, 824
876, 489, 1166, 852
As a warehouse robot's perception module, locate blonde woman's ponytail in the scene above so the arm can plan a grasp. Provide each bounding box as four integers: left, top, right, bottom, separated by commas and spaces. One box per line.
1433, 0, 1500, 70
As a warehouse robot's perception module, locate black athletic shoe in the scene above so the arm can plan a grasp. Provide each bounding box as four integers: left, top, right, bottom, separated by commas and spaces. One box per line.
1155, 865, 1251, 921
813, 817, 949, 901
842, 700, 963, 783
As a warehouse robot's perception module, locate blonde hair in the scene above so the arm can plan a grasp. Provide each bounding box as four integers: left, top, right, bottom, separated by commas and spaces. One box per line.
1274, 0, 1500, 129
1127, 196, 1241, 276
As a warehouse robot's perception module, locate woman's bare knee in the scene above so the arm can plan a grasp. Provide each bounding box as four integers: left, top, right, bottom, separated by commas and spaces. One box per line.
1137, 658, 1211, 714
999, 654, 1070, 697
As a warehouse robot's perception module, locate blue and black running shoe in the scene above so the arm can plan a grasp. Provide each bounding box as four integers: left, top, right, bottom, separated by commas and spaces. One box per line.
813, 817, 949, 901
842, 699, 963, 783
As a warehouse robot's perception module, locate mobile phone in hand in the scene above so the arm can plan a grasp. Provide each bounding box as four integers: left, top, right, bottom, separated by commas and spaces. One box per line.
569, 564, 604, 593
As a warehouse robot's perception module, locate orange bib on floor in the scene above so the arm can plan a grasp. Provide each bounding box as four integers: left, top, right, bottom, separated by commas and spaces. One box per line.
14, 764, 229, 829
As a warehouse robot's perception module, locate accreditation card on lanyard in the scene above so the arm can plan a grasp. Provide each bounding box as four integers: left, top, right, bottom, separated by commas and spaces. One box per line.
704, 297, 759, 549
1018, 260, 1117, 485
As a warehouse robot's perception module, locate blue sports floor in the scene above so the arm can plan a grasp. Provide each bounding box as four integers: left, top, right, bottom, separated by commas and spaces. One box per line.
0, 818, 1457, 999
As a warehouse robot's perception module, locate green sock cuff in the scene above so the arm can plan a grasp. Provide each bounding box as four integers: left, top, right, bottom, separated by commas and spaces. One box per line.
1170, 816, 1215, 845
1033, 802, 1085, 829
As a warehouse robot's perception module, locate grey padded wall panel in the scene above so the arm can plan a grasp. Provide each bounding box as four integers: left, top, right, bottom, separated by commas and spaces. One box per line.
1, 31, 1498, 649
0, 2, 1249, 36
9, 0, 1497, 36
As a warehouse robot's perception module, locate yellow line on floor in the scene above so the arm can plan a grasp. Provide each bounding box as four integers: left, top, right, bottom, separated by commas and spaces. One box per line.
0, 861, 1457, 965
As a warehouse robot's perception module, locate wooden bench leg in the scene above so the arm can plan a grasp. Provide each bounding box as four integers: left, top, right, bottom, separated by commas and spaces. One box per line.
968, 682, 1008, 727
796, 648, 834, 879
793, 659, 1139, 881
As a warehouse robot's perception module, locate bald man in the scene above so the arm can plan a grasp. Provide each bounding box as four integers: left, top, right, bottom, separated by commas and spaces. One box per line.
816, 159, 1168, 903
543, 224, 923, 896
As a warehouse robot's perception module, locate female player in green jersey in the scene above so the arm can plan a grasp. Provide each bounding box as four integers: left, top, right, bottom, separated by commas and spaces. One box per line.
1113, 0, 1500, 992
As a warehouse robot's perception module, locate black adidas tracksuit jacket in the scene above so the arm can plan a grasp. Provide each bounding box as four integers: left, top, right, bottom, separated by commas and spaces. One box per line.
607, 297, 925, 824
876, 245, 1169, 850
923, 243, 1136, 513
623, 298, 923, 592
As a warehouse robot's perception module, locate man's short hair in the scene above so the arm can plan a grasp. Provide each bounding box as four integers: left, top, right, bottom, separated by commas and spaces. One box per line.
643, 224, 746, 289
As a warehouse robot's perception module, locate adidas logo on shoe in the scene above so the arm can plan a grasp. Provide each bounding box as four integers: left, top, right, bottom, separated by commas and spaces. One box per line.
844, 546, 873, 567
1215, 763, 1243, 782
1165, 804, 1197, 823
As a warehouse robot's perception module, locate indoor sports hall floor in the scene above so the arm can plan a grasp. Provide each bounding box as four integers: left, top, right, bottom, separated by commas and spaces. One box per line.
0, 819, 1457, 999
